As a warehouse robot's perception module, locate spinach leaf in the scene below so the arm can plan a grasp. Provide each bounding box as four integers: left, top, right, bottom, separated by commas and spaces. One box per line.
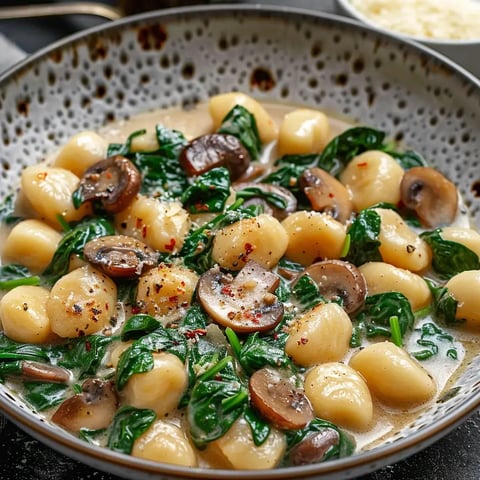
23, 381, 68, 411
58, 335, 113, 379
428, 281, 461, 325
285, 418, 355, 464
292, 274, 325, 312
107, 129, 147, 157
181, 167, 231, 214
319, 127, 385, 174
218, 105, 262, 161
0, 264, 40, 290
384, 149, 428, 170
120, 314, 161, 341
244, 405, 271, 446
352, 292, 414, 346
179, 200, 259, 274
107, 406, 156, 454
421, 229, 480, 279
178, 304, 208, 333
43, 217, 115, 284
188, 356, 248, 448
236, 186, 289, 210
344, 209, 382, 266
262, 163, 309, 197
411, 322, 458, 361
0, 333, 57, 363
116, 326, 187, 390
0, 194, 21, 225
116, 278, 138, 305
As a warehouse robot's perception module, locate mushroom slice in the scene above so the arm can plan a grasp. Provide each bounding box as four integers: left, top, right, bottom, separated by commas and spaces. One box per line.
289, 429, 342, 466
21, 361, 70, 384
234, 182, 297, 220
197, 260, 283, 332
400, 166, 458, 228
52, 379, 118, 433
299, 167, 353, 223
249, 368, 314, 430
179, 133, 251, 180
298, 260, 366, 315
75, 155, 141, 213
84, 235, 159, 279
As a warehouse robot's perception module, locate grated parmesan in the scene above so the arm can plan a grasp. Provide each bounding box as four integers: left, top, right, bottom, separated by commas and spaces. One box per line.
349, 0, 480, 41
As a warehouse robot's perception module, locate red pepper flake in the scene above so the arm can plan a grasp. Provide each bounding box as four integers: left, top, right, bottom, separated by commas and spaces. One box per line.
214, 374, 223, 381
241, 242, 254, 261
357, 161, 368, 167
184, 328, 207, 339
194, 202, 210, 212
298, 337, 309, 345
164, 238, 176, 251
131, 305, 142, 314
328, 192, 335, 198
142, 225, 148, 239
221, 285, 234, 297
36, 172, 48, 180
105, 170, 113, 179
169, 295, 179, 303
85, 340, 92, 352
135, 217, 143, 229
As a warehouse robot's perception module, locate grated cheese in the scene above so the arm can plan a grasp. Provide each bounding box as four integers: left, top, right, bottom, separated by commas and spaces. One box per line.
349, 0, 480, 41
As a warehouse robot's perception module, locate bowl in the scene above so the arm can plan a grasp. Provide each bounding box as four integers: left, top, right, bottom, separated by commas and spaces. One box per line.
1, 4, 480, 480
335, 0, 480, 77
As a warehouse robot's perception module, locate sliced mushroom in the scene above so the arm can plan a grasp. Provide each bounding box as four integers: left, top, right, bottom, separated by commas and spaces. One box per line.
84, 235, 159, 279
299, 167, 353, 223
74, 155, 141, 213
21, 361, 70, 384
249, 368, 314, 430
234, 182, 297, 220
297, 260, 366, 314
179, 133, 251, 180
289, 429, 342, 466
197, 260, 283, 332
52, 379, 118, 433
400, 166, 458, 228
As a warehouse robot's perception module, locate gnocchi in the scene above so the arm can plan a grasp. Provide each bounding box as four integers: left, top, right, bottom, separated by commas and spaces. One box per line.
445, 270, 480, 326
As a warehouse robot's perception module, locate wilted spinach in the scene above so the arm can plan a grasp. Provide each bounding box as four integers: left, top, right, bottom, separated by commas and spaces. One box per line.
427, 280, 461, 325
235, 186, 289, 210
292, 274, 326, 312
384, 148, 427, 170
261, 163, 309, 198
181, 167, 231, 214
43, 217, 114, 284
411, 322, 458, 361
244, 405, 271, 447
0, 264, 40, 290
107, 406, 156, 454
23, 381, 68, 411
0, 194, 21, 225
218, 105, 262, 161
421, 229, 480, 279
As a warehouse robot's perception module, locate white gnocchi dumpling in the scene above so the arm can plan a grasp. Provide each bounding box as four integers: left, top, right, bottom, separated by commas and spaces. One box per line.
132, 420, 197, 466
285, 302, 352, 367
277, 108, 330, 156
209, 92, 278, 143
445, 270, 480, 326
281, 211, 346, 266
115, 195, 190, 254
0, 286, 54, 344
136, 263, 199, 318
2, 219, 62, 274
47, 265, 117, 338
441, 227, 480, 258
207, 417, 286, 470
304, 362, 373, 431
349, 341, 436, 407
21, 165, 91, 229
374, 208, 431, 272
53, 131, 107, 177
212, 213, 288, 270
340, 150, 404, 211
121, 352, 187, 417
359, 262, 432, 311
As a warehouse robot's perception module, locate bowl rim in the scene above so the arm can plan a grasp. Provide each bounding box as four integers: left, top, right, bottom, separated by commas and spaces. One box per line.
1, 3, 480, 479
335, 0, 480, 46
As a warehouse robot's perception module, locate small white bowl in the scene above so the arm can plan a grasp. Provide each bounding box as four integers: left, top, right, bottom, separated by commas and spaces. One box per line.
335, 0, 480, 77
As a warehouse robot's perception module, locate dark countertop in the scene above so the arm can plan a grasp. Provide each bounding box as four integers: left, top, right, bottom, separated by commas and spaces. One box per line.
1, 1, 480, 479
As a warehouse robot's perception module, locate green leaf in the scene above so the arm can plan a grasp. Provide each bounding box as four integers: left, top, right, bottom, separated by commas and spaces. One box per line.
411, 322, 458, 361
181, 167, 231, 214
178, 305, 208, 333
0, 264, 40, 290
218, 105, 261, 161
23, 381, 68, 411
120, 314, 161, 341
236, 186, 289, 210
107, 129, 147, 157
427, 280, 461, 325
421, 229, 480, 279
345, 209, 382, 266
244, 406, 271, 446
43, 217, 115, 284
0, 333, 57, 363
262, 163, 309, 196
107, 406, 156, 454
0, 194, 22, 225
292, 274, 325, 312
383, 149, 428, 170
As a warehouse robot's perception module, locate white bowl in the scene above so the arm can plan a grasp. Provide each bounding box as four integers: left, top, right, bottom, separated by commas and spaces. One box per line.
335, 0, 480, 77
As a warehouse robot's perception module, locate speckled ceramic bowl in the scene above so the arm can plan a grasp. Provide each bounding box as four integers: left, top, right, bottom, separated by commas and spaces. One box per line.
1, 5, 480, 480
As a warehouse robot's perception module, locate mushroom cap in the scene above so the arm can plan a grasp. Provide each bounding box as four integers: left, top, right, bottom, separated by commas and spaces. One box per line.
400, 166, 458, 228
197, 260, 283, 332
297, 259, 367, 314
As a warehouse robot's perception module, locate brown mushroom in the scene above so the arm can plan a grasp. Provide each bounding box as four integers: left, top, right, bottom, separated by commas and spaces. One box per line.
83, 235, 159, 279
400, 166, 458, 228
297, 260, 366, 314
52, 379, 118, 433
197, 260, 283, 333
74, 155, 141, 213
234, 182, 297, 220
21, 361, 70, 384
179, 133, 251, 180
299, 167, 353, 223
249, 368, 314, 430
289, 429, 342, 466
